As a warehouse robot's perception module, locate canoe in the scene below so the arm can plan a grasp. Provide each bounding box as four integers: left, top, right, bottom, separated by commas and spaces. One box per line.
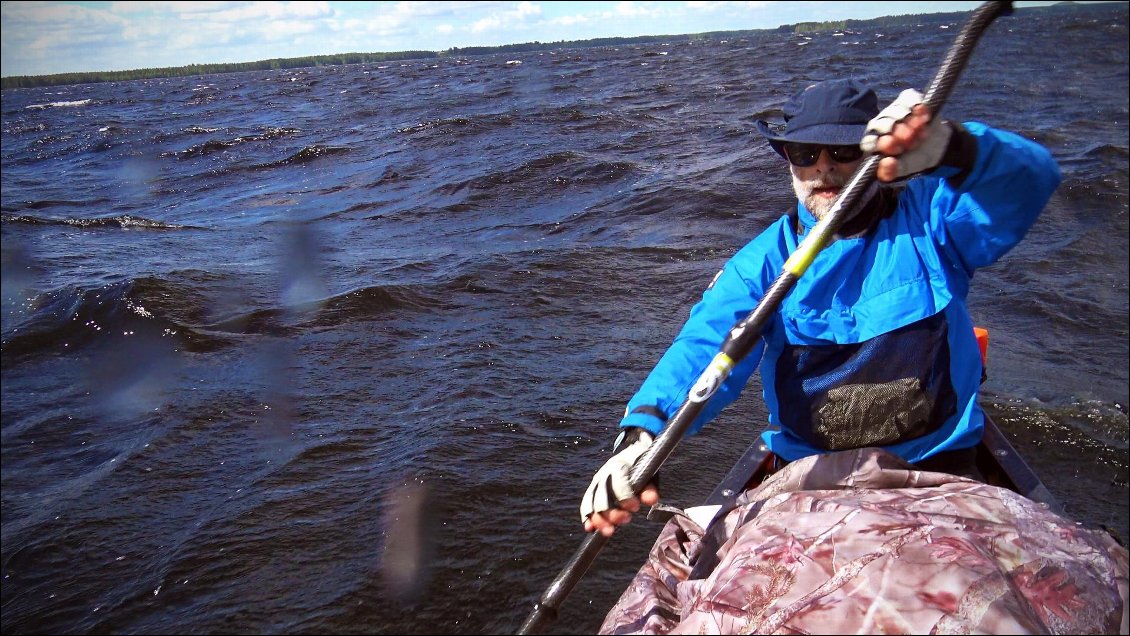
597, 413, 1130, 635
671, 410, 1066, 529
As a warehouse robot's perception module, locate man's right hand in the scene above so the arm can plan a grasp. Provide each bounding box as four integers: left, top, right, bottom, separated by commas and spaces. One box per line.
861, 88, 952, 182
579, 428, 661, 537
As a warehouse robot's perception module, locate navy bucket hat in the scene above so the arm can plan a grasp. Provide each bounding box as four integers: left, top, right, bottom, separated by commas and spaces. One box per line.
755, 79, 879, 159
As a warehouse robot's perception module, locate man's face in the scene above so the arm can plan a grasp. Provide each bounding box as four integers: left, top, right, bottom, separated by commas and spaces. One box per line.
787, 146, 864, 220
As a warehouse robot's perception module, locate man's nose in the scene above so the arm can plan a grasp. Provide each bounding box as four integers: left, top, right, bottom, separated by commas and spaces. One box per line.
813, 148, 836, 171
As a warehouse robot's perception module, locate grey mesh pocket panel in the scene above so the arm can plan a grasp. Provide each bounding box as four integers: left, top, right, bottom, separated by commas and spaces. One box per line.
814, 377, 935, 450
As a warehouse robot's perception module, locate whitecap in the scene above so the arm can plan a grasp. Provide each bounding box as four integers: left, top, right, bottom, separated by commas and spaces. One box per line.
25, 99, 93, 110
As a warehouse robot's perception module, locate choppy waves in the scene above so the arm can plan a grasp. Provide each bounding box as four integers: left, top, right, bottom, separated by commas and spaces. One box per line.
1, 265, 550, 365
2, 213, 196, 229
2, 277, 224, 362
1, 4, 1127, 635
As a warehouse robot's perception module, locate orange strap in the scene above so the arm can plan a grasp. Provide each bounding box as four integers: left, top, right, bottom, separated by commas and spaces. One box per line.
973, 327, 989, 368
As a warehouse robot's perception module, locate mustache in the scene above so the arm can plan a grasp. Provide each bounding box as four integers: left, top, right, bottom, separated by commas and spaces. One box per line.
799, 174, 849, 190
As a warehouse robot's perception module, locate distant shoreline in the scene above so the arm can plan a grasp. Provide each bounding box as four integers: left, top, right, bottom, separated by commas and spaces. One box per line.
2, 2, 1121, 90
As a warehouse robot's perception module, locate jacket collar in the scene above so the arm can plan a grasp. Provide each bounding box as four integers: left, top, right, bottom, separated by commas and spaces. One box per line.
793, 185, 902, 239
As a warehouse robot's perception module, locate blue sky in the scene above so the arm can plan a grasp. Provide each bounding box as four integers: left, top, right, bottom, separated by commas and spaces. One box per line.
0, 1, 1111, 77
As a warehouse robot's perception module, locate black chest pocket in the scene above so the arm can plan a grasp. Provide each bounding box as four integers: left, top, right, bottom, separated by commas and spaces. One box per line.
775, 312, 957, 451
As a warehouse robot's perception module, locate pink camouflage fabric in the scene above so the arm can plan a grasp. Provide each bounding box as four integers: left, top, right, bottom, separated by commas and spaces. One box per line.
600, 447, 1129, 635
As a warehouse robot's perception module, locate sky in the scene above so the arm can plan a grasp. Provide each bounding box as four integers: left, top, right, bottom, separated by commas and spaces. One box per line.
0, 1, 1114, 77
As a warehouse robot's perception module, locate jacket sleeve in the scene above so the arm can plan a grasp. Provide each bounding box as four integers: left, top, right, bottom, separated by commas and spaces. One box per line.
915, 121, 1061, 274
618, 225, 783, 437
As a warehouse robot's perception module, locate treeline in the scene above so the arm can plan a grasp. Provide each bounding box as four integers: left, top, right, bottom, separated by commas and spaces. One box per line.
791, 11, 967, 34
3, 1, 1123, 90
789, 1, 1126, 33
1, 34, 720, 90
443, 32, 722, 57
0, 50, 438, 90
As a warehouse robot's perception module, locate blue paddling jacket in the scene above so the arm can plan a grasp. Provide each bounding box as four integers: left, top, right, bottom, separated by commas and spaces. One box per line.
619, 122, 1060, 463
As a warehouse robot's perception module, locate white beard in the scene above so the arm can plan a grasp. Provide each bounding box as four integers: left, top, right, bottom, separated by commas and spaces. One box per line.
790, 168, 878, 220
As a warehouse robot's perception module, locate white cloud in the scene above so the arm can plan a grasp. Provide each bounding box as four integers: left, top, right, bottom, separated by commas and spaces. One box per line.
120, 19, 177, 44
685, 1, 771, 10
397, 1, 505, 19
516, 1, 540, 17
470, 1, 543, 34
203, 1, 334, 22
333, 15, 408, 40
104, 1, 330, 20
326, 1, 479, 41
3, 1, 128, 32
611, 1, 663, 18
107, 1, 198, 14
261, 19, 320, 39
549, 14, 591, 27
2, 2, 128, 60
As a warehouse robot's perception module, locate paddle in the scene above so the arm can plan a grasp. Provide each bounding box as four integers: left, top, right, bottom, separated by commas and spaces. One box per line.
517, 2, 1014, 633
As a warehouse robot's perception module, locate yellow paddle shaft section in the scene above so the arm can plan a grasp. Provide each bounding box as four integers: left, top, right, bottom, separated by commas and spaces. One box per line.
783, 220, 835, 276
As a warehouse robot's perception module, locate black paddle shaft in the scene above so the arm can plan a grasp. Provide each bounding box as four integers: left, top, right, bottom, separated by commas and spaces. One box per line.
518, 3, 1014, 633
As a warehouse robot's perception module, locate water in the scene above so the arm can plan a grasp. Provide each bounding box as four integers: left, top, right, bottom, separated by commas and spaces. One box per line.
2, 5, 1127, 634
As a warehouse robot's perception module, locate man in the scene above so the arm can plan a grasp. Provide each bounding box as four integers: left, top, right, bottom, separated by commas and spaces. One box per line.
580, 78, 1061, 537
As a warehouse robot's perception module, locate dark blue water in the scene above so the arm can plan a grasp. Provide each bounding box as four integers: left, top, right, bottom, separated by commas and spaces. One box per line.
2, 5, 1127, 634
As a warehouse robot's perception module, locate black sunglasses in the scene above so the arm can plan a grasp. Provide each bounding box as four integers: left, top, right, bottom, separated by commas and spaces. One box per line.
782, 142, 865, 168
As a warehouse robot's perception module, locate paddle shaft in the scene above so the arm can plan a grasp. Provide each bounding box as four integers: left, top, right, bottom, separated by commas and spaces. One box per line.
517, 3, 1013, 633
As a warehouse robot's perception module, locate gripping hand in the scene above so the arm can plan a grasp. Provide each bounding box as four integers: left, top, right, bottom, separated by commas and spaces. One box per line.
861, 88, 953, 180
579, 428, 655, 524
